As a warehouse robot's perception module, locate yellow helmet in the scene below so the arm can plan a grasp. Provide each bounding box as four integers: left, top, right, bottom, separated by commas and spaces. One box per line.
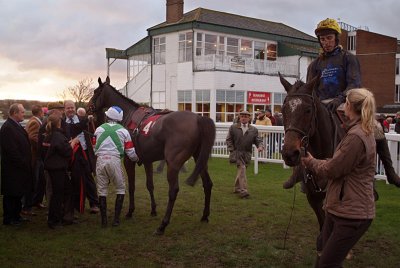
315, 18, 341, 36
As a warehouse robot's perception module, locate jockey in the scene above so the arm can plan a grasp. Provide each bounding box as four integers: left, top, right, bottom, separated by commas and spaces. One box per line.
93, 106, 138, 227
283, 18, 400, 190
307, 18, 361, 112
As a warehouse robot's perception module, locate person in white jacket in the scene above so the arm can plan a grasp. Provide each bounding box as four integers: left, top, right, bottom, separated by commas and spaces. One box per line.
93, 106, 138, 227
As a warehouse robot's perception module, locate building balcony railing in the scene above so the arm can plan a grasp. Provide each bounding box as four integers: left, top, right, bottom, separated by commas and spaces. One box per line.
194, 54, 299, 77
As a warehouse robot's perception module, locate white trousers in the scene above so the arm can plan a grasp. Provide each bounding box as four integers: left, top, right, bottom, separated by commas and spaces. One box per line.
96, 155, 126, 196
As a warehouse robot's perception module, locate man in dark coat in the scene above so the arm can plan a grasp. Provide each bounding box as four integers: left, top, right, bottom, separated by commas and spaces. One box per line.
226, 110, 264, 198
63, 100, 99, 214
1, 103, 33, 226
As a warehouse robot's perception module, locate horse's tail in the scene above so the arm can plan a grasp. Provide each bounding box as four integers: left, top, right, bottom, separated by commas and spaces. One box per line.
185, 116, 216, 186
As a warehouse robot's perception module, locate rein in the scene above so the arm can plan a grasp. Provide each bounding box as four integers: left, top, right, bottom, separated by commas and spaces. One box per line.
284, 92, 322, 193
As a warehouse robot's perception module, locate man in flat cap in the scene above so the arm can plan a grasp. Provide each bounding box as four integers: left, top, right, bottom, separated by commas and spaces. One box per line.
226, 110, 264, 198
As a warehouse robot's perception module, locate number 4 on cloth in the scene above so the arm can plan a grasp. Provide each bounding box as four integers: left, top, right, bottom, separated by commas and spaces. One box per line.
142, 121, 154, 135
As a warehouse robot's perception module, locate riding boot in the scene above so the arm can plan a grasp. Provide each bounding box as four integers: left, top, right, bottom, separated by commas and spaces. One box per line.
112, 194, 124, 227
376, 138, 400, 187
99, 196, 107, 228
283, 165, 303, 189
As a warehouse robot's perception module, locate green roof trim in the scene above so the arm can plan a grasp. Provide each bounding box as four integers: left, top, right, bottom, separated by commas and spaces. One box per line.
278, 42, 319, 57
106, 36, 151, 60
125, 36, 151, 56
148, 22, 194, 36
106, 48, 127, 59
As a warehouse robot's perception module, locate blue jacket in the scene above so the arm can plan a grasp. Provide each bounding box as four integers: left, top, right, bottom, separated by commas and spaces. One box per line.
307, 46, 361, 102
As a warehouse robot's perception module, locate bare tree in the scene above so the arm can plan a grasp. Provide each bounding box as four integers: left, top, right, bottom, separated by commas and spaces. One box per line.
60, 78, 94, 107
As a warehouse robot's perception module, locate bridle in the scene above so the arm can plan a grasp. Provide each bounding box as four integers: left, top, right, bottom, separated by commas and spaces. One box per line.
87, 89, 100, 115
283, 92, 318, 150
283, 91, 322, 192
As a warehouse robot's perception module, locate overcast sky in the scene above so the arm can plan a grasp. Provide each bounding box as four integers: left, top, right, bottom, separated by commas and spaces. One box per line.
1, 0, 399, 101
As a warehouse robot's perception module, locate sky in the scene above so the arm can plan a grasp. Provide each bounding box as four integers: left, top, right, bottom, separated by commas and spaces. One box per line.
1, 0, 399, 101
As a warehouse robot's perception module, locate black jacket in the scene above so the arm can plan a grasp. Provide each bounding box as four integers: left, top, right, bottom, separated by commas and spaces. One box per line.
0, 118, 33, 195
63, 117, 96, 173
43, 129, 72, 171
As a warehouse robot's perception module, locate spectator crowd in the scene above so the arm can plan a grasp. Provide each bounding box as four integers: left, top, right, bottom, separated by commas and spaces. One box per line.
0, 101, 137, 229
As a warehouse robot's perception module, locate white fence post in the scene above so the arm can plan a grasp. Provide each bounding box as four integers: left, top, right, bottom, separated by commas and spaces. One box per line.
253, 145, 258, 175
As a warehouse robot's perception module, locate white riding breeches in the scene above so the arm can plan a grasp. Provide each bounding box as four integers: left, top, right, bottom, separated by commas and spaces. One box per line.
96, 155, 126, 196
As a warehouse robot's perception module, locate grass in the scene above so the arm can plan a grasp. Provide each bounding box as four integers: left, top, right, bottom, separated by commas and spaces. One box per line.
1, 158, 400, 267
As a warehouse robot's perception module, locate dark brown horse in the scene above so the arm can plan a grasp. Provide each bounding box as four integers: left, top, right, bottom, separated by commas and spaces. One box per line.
88, 77, 216, 235
279, 73, 345, 251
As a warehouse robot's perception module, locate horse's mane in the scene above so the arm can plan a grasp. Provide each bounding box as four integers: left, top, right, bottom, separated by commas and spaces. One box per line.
104, 83, 140, 109
291, 80, 306, 92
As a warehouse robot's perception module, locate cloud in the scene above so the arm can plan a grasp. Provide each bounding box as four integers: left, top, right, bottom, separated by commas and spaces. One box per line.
0, 0, 399, 101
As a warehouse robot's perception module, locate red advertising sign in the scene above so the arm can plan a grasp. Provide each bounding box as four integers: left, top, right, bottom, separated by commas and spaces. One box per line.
247, 91, 271, 104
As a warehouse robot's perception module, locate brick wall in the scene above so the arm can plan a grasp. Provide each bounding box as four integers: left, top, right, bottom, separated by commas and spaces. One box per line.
341, 30, 397, 109
166, 0, 184, 24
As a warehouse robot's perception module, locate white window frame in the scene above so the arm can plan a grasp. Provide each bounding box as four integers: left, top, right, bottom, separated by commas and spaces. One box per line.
216, 89, 245, 122
177, 90, 192, 111
153, 36, 166, 65
395, 84, 400, 103
347, 32, 356, 51
195, 90, 210, 117
178, 32, 193, 62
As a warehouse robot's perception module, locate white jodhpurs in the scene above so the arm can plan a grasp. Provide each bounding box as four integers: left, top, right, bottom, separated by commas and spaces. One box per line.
96, 155, 126, 196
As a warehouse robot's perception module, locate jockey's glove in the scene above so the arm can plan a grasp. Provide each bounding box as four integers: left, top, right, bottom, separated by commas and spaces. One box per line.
326, 98, 342, 112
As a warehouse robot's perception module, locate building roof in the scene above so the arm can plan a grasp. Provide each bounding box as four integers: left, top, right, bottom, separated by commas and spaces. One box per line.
279, 42, 320, 57
107, 7, 319, 59
149, 8, 316, 42
106, 36, 151, 59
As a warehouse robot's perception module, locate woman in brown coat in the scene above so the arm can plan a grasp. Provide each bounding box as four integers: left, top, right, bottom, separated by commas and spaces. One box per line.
302, 88, 376, 267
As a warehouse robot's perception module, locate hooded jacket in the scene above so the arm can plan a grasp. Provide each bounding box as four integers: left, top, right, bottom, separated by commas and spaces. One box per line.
307, 46, 361, 103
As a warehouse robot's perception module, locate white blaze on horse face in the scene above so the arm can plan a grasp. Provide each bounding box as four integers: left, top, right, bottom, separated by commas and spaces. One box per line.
287, 97, 302, 129
288, 98, 302, 113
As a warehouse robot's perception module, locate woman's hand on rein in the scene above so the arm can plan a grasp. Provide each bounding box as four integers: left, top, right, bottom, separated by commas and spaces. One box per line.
301, 152, 313, 167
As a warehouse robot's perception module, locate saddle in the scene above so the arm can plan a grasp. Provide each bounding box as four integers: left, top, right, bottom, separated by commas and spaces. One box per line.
127, 107, 172, 133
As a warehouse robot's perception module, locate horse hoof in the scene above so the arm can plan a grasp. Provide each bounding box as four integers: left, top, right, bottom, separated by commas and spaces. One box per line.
150, 212, 157, 217
125, 212, 133, 219
200, 217, 209, 223
153, 229, 164, 236
346, 249, 354, 260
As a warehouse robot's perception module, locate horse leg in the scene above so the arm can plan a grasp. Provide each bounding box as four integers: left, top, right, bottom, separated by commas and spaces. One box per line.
124, 158, 136, 218
306, 191, 326, 252
154, 166, 180, 235
200, 167, 213, 222
144, 163, 157, 216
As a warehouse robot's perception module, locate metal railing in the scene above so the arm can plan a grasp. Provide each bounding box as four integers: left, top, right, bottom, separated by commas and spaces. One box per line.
214, 123, 400, 183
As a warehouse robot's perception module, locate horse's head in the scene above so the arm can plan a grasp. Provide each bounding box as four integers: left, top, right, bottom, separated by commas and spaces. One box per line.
87, 76, 111, 125
88, 76, 110, 115
279, 73, 319, 166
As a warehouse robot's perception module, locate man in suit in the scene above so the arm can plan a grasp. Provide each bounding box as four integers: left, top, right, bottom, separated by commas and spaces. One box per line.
25, 105, 46, 210
64, 100, 99, 214
1, 103, 33, 226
